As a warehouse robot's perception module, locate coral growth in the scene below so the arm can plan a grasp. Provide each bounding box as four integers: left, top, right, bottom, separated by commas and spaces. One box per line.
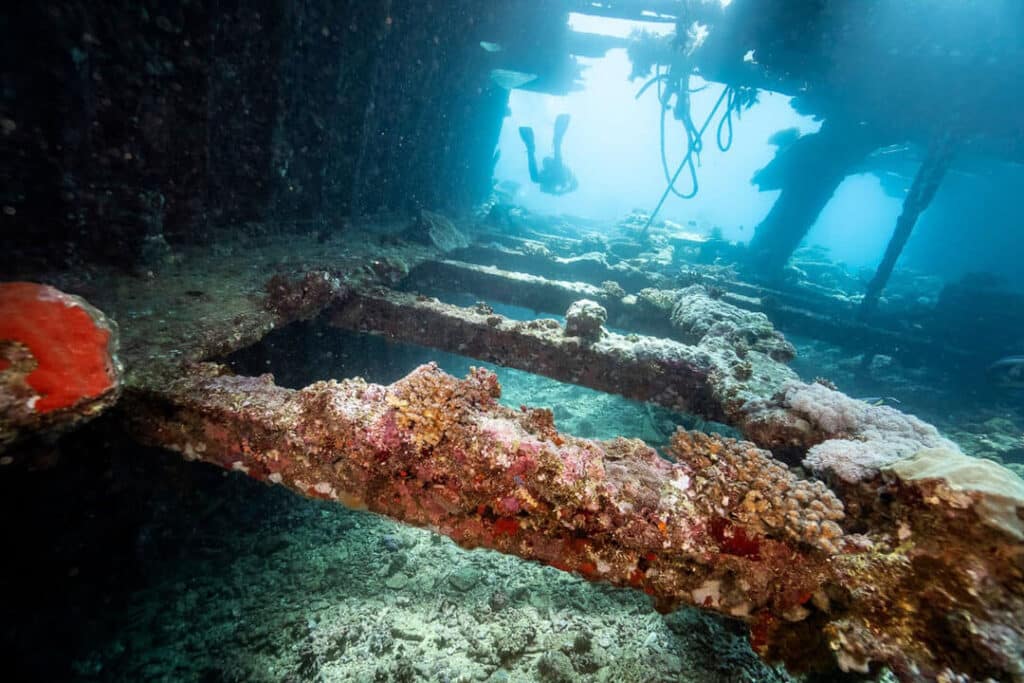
129, 361, 1024, 682
668, 430, 846, 553
384, 362, 501, 449
263, 271, 347, 320
600, 280, 626, 298
0, 282, 119, 414
1, 282, 122, 450
564, 299, 607, 341
780, 381, 960, 483
669, 285, 796, 362
886, 447, 1024, 540
409, 209, 468, 253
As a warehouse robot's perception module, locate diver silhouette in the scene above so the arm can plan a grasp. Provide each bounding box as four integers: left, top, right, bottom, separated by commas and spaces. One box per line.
518, 113, 578, 195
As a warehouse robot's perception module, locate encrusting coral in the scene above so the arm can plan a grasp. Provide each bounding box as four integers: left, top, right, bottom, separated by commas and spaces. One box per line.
128, 360, 1024, 682
780, 381, 960, 483
668, 430, 846, 554
669, 285, 796, 362
564, 299, 607, 341
885, 446, 1024, 540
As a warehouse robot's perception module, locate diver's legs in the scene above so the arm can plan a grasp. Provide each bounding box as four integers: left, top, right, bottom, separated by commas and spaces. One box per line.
519, 126, 540, 183
552, 114, 570, 164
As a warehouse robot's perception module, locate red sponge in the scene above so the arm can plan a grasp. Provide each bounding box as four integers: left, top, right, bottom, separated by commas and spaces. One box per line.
0, 282, 118, 413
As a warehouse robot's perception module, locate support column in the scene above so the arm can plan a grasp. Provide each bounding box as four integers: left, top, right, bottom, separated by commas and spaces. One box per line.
859, 139, 953, 316
746, 121, 880, 275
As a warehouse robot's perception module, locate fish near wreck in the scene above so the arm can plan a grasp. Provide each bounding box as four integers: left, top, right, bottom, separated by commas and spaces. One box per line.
128, 361, 1024, 682
988, 355, 1024, 389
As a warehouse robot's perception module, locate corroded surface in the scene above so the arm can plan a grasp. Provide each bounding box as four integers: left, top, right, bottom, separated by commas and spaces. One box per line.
126, 363, 833, 666
126, 361, 1024, 681
330, 288, 730, 419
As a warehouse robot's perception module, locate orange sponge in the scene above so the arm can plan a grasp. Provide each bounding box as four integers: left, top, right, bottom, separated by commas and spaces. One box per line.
0, 282, 118, 413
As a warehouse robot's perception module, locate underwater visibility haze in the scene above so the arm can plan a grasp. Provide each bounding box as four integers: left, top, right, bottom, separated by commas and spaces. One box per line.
1, 1, 1023, 682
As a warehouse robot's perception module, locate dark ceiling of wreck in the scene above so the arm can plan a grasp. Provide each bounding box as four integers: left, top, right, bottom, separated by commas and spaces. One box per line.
3, 0, 1022, 270
1, 1, 566, 267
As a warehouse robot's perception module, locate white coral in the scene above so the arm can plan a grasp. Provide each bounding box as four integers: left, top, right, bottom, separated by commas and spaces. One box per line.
784, 382, 960, 483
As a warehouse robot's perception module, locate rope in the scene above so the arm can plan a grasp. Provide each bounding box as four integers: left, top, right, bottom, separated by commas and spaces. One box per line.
716, 87, 738, 152
638, 83, 732, 236
636, 65, 753, 239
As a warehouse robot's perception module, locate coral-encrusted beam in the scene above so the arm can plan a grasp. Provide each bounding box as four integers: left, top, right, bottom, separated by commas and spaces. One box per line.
329, 288, 728, 419
126, 362, 852, 665
127, 362, 1024, 682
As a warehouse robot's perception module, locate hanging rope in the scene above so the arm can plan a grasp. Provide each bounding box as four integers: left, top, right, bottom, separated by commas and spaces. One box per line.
635, 67, 756, 237
636, 81, 728, 236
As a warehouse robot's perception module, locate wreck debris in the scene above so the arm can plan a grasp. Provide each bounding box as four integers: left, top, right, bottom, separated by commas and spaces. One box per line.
860, 138, 955, 316
127, 361, 1024, 681
408, 209, 469, 253
564, 299, 607, 342
7, 231, 1014, 680
341, 283, 975, 485
746, 122, 882, 275
332, 287, 800, 442
459, 236, 968, 369
330, 288, 727, 419
407, 259, 622, 323
263, 270, 349, 321
1, 282, 122, 451
667, 285, 796, 363
128, 363, 834, 663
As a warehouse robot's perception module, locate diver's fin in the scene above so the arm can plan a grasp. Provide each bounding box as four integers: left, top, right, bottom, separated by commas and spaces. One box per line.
554, 113, 570, 137
552, 114, 570, 157
518, 126, 535, 151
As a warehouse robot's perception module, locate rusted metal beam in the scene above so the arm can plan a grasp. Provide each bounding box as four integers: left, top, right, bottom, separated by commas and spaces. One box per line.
405, 259, 677, 338
329, 287, 763, 422
452, 242, 666, 293
329, 287, 979, 477
453, 241, 970, 366
407, 259, 614, 317
860, 139, 953, 317
126, 360, 1024, 682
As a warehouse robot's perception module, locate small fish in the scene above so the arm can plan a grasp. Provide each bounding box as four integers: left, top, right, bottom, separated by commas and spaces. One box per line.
490, 69, 537, 89
479, 41, 503, 53
859, 396, 902, 407
987, 356, 1024, 389
766, 127, 801, 148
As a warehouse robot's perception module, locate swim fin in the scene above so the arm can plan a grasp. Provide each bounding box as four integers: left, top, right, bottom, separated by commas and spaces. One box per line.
554, 113, 570, 138
518, 126, 535, 151
552, 114, 570, 156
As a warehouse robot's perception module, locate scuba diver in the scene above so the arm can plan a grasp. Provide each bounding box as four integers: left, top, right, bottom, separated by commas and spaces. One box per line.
518, 113, 578, 195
